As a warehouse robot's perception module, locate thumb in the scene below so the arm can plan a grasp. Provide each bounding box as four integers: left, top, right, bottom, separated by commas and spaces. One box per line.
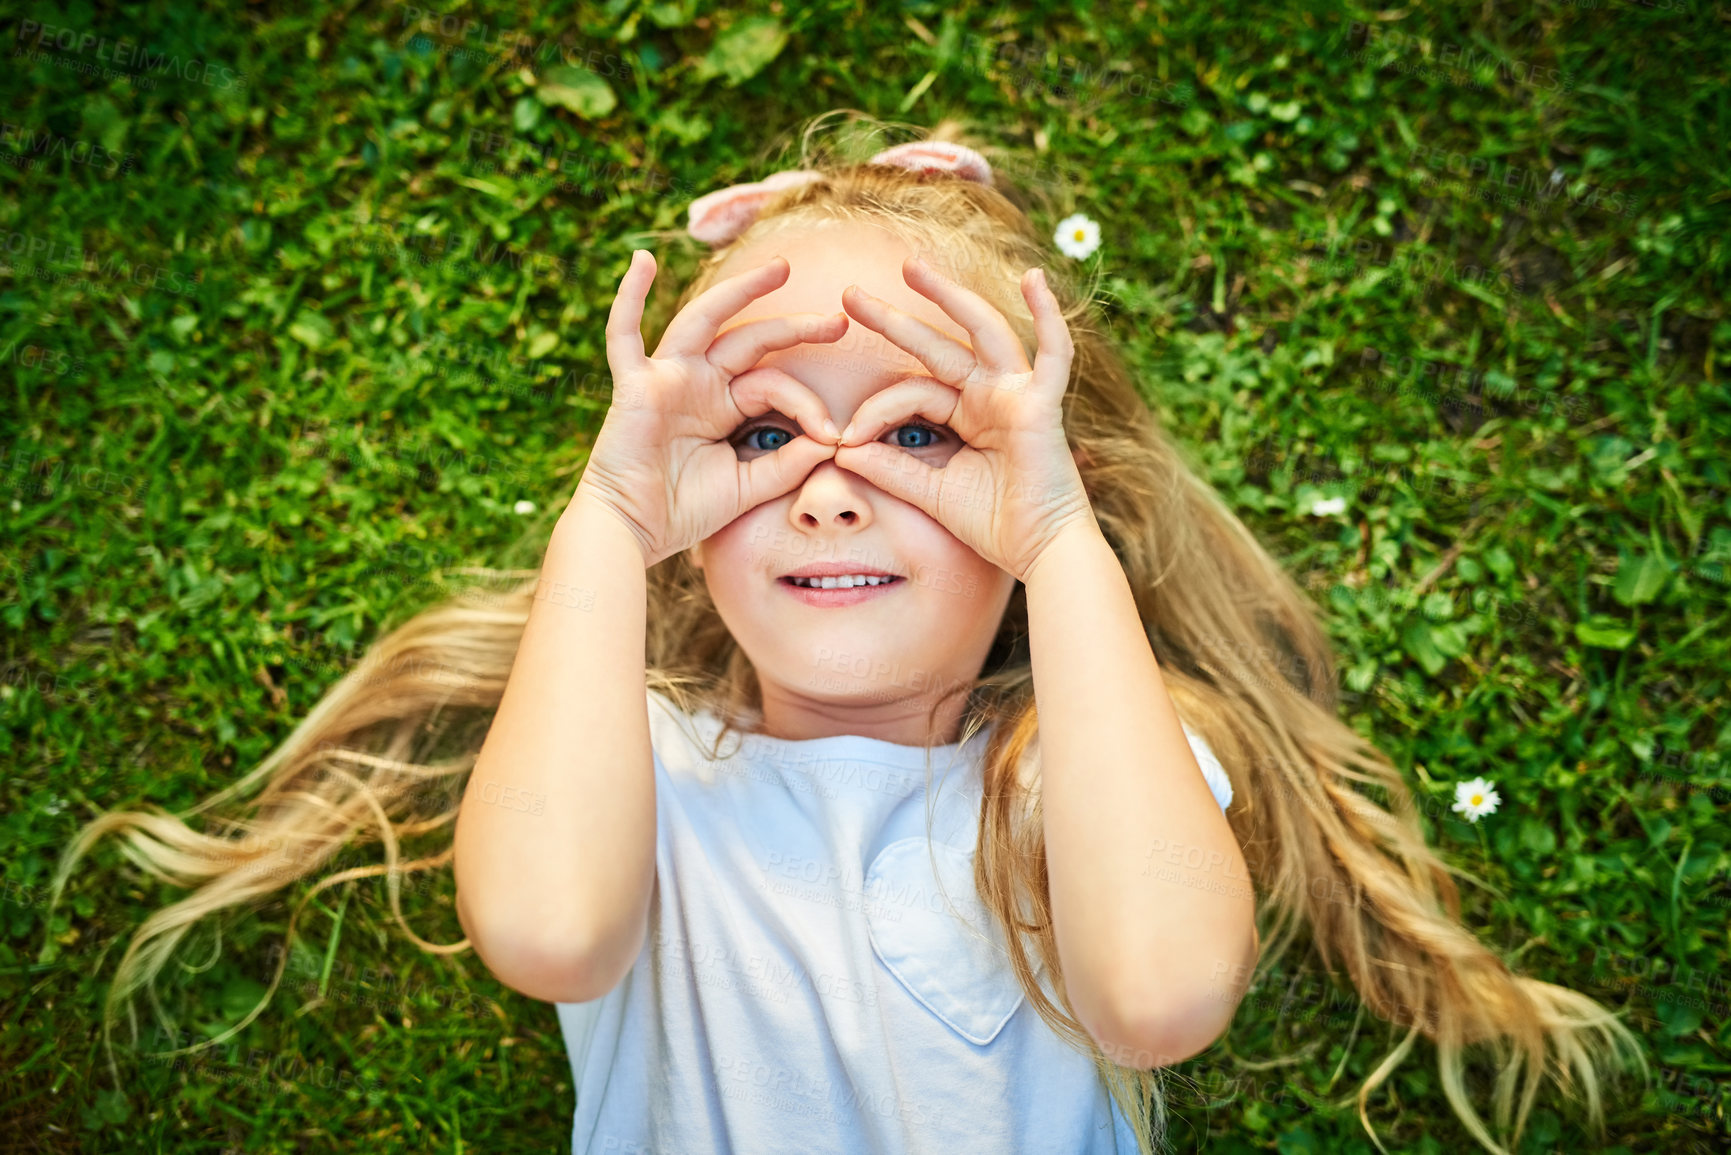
738, 434, 838, 510
832, 442, 944, 519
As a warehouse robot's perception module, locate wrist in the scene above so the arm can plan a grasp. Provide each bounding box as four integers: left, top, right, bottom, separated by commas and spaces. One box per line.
1021, 517, 1108, 587
558, 483, 655, 570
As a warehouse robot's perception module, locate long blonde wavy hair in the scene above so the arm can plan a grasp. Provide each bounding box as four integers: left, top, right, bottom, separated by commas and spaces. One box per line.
49, 110, 1643, 1154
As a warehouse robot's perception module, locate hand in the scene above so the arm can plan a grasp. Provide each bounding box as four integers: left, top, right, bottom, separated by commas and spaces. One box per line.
577, 249, 848, 569
831, 257, 1097, 583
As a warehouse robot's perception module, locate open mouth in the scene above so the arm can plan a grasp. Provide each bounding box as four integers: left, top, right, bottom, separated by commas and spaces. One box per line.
780, 574, 902, 589
777, 573, 905, 605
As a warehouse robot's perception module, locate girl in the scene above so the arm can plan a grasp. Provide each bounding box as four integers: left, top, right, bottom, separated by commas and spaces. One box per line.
52, 113, 1641, 1154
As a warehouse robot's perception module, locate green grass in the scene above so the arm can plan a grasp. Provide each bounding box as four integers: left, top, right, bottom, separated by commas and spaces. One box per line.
3, 0, 1728, 1151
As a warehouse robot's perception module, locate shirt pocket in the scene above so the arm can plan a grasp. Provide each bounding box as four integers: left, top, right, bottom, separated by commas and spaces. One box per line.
863, 837, 1027, 1046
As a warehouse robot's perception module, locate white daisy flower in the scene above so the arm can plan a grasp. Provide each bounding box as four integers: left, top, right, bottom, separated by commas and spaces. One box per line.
1054, 213, 1101, 259
1451, 777, 1501, 822
1309, 495, 1348, 516
513, 499, 537, 515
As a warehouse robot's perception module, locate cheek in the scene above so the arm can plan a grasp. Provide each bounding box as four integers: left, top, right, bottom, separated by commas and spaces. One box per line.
730, 512, 784, 573
904, 527, 1004, 603
701, 510, 787, 582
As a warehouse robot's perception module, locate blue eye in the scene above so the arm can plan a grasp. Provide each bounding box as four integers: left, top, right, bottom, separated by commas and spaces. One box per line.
892, 424, 939, 449
741, 426, 794, 452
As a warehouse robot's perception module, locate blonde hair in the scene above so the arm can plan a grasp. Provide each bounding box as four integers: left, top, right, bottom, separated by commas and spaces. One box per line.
49, 109, 1643, 1154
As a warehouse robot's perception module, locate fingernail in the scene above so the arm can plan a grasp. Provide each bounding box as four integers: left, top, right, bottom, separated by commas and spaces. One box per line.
824, 419, 840, 440
840, 423, 855, 442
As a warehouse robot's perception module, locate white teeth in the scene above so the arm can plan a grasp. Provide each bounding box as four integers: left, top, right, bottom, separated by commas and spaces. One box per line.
789, 574, 895, 589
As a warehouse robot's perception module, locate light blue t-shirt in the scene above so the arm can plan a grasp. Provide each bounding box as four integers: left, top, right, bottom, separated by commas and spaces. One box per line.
553, 688, 1234, 1154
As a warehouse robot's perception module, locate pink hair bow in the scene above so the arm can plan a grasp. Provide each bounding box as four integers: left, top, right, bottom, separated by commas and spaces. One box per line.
685, 140, 995, 245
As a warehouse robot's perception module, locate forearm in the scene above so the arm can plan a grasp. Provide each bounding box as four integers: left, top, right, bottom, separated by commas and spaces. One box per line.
453, 485, 656, 1000
1025, 521, 1257, 1064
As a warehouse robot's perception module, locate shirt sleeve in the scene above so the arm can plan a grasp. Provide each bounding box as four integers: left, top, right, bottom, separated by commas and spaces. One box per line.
1179, 722, 1234, 813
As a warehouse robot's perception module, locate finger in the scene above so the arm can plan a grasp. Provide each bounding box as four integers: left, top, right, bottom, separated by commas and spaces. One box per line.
738, 434, 838, 511
1022, 267, 1075, 405
840, 286, 977, 387
604, 250, 656, 374
900, 255, 1030, 372
831, 441, 945, 522
706, 312, 849, 380
653, 255, 790, 360
835, 379, 961, 447
729, 365, 842, 444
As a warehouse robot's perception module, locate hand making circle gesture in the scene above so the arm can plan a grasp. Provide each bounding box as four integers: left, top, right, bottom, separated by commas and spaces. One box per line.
579, 250, 848, 569
832, 257, 1096, 583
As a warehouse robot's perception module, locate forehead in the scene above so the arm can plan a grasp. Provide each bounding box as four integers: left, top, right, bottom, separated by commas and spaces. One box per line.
711, 220, 974, 383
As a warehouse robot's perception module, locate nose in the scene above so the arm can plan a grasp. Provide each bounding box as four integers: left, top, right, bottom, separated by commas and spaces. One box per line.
787, 458, 874, 531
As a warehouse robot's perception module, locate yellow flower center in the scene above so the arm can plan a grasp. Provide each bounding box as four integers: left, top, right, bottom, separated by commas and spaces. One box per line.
1072, 229, 1087, 241
1470, 794, 1484, 806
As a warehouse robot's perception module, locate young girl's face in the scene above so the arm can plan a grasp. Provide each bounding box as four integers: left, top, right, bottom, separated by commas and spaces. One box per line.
686, 221, 1018, 745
